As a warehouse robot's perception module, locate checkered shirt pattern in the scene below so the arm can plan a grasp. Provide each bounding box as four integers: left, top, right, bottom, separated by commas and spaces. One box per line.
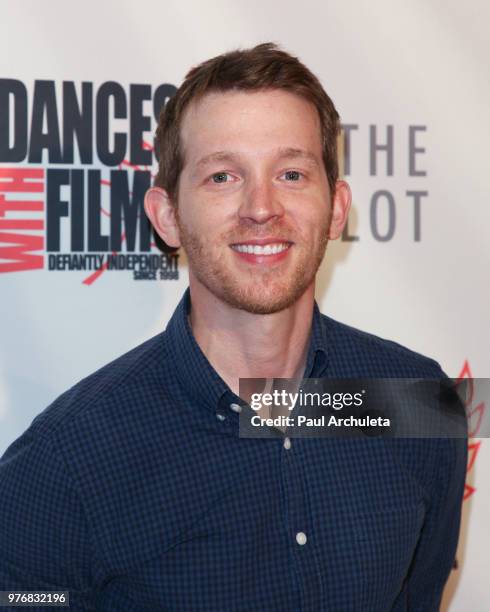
0, 288, 467, 611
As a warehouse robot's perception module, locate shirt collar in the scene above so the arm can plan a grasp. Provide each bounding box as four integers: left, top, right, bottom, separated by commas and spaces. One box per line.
164, 288, 329, 413
304, 300, 329, 378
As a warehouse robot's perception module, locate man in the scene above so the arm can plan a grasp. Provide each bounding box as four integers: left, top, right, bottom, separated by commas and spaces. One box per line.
0, 43, 466, 610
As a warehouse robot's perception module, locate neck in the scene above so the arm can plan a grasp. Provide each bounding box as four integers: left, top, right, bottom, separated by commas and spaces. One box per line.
188, 279, 315, 396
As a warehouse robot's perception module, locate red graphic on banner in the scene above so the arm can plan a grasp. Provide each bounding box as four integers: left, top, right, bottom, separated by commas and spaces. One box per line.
82, 230, 127, 286
83, 142, 157, 285
456, 360, 484, 501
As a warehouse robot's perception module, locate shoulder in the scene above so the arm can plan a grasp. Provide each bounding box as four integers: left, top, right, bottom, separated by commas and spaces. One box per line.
320, 315, 466, 486
0, 330, 178, 581
321, 313, 445, 377
27, 331, 170, 440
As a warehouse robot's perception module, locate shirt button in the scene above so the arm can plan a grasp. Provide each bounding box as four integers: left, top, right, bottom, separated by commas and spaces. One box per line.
216, 413, 226, 421
296, 532, 307, 546
230, 403, 242, 413
283, 437, 292, 450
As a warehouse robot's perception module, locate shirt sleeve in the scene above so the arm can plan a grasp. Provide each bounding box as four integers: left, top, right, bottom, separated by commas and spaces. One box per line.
0, 429, 97, 610
406, 435, 468, 610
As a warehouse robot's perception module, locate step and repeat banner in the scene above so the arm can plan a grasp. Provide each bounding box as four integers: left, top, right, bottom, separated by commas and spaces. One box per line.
1, 0, 488, 609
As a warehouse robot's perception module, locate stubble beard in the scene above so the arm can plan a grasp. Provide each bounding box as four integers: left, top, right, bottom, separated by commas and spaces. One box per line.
176, 215, 331, 315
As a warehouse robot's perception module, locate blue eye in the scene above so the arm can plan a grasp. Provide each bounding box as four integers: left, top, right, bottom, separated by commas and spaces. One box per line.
212, 172, 229, 183
284, 170, 301, 181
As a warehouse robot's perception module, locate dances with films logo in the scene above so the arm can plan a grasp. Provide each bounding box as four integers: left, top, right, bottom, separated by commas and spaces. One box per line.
0, 79, 179, 283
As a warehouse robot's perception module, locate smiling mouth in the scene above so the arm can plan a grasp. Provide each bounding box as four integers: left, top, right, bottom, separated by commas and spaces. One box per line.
229, 242, 292, 256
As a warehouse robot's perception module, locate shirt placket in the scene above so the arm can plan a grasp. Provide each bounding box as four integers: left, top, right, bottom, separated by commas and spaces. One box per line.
281, 437, 324, 611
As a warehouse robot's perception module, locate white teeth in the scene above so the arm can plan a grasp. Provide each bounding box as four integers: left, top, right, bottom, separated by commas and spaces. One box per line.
232, 243, 290, 255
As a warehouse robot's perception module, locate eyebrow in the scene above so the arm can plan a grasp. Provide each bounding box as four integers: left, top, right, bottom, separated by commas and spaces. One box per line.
195, 147, 320, 169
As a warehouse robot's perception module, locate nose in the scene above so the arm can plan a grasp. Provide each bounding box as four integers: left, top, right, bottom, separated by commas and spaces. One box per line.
237, 177, 285, 224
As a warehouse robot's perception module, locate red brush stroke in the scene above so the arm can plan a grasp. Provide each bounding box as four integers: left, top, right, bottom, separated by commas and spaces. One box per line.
467, 402, 485, 438
82, 256, 110, 285
83, 146, 159, 285
464, 483, 476, 500
467, 440, 481, 472
455, 361, 485, 501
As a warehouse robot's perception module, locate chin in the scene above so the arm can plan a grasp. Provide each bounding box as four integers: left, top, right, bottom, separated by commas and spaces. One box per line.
216, 283, 310, 315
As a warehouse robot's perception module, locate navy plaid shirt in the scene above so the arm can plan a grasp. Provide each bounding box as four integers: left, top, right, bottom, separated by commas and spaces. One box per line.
0, 288, 467, 611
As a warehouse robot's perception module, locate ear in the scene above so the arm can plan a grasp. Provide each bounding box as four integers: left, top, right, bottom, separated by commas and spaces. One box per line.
144, 187, 181, 248
328, 180, 352, 240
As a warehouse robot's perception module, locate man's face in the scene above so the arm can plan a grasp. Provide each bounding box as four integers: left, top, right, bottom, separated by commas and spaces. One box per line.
175, 89, 333, 314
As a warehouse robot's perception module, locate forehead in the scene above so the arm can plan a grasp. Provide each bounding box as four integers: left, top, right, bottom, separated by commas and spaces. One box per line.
179, 89, 323, 165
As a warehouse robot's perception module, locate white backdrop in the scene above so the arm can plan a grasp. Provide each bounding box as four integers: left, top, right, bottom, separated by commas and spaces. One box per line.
1, 0, 489, 609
